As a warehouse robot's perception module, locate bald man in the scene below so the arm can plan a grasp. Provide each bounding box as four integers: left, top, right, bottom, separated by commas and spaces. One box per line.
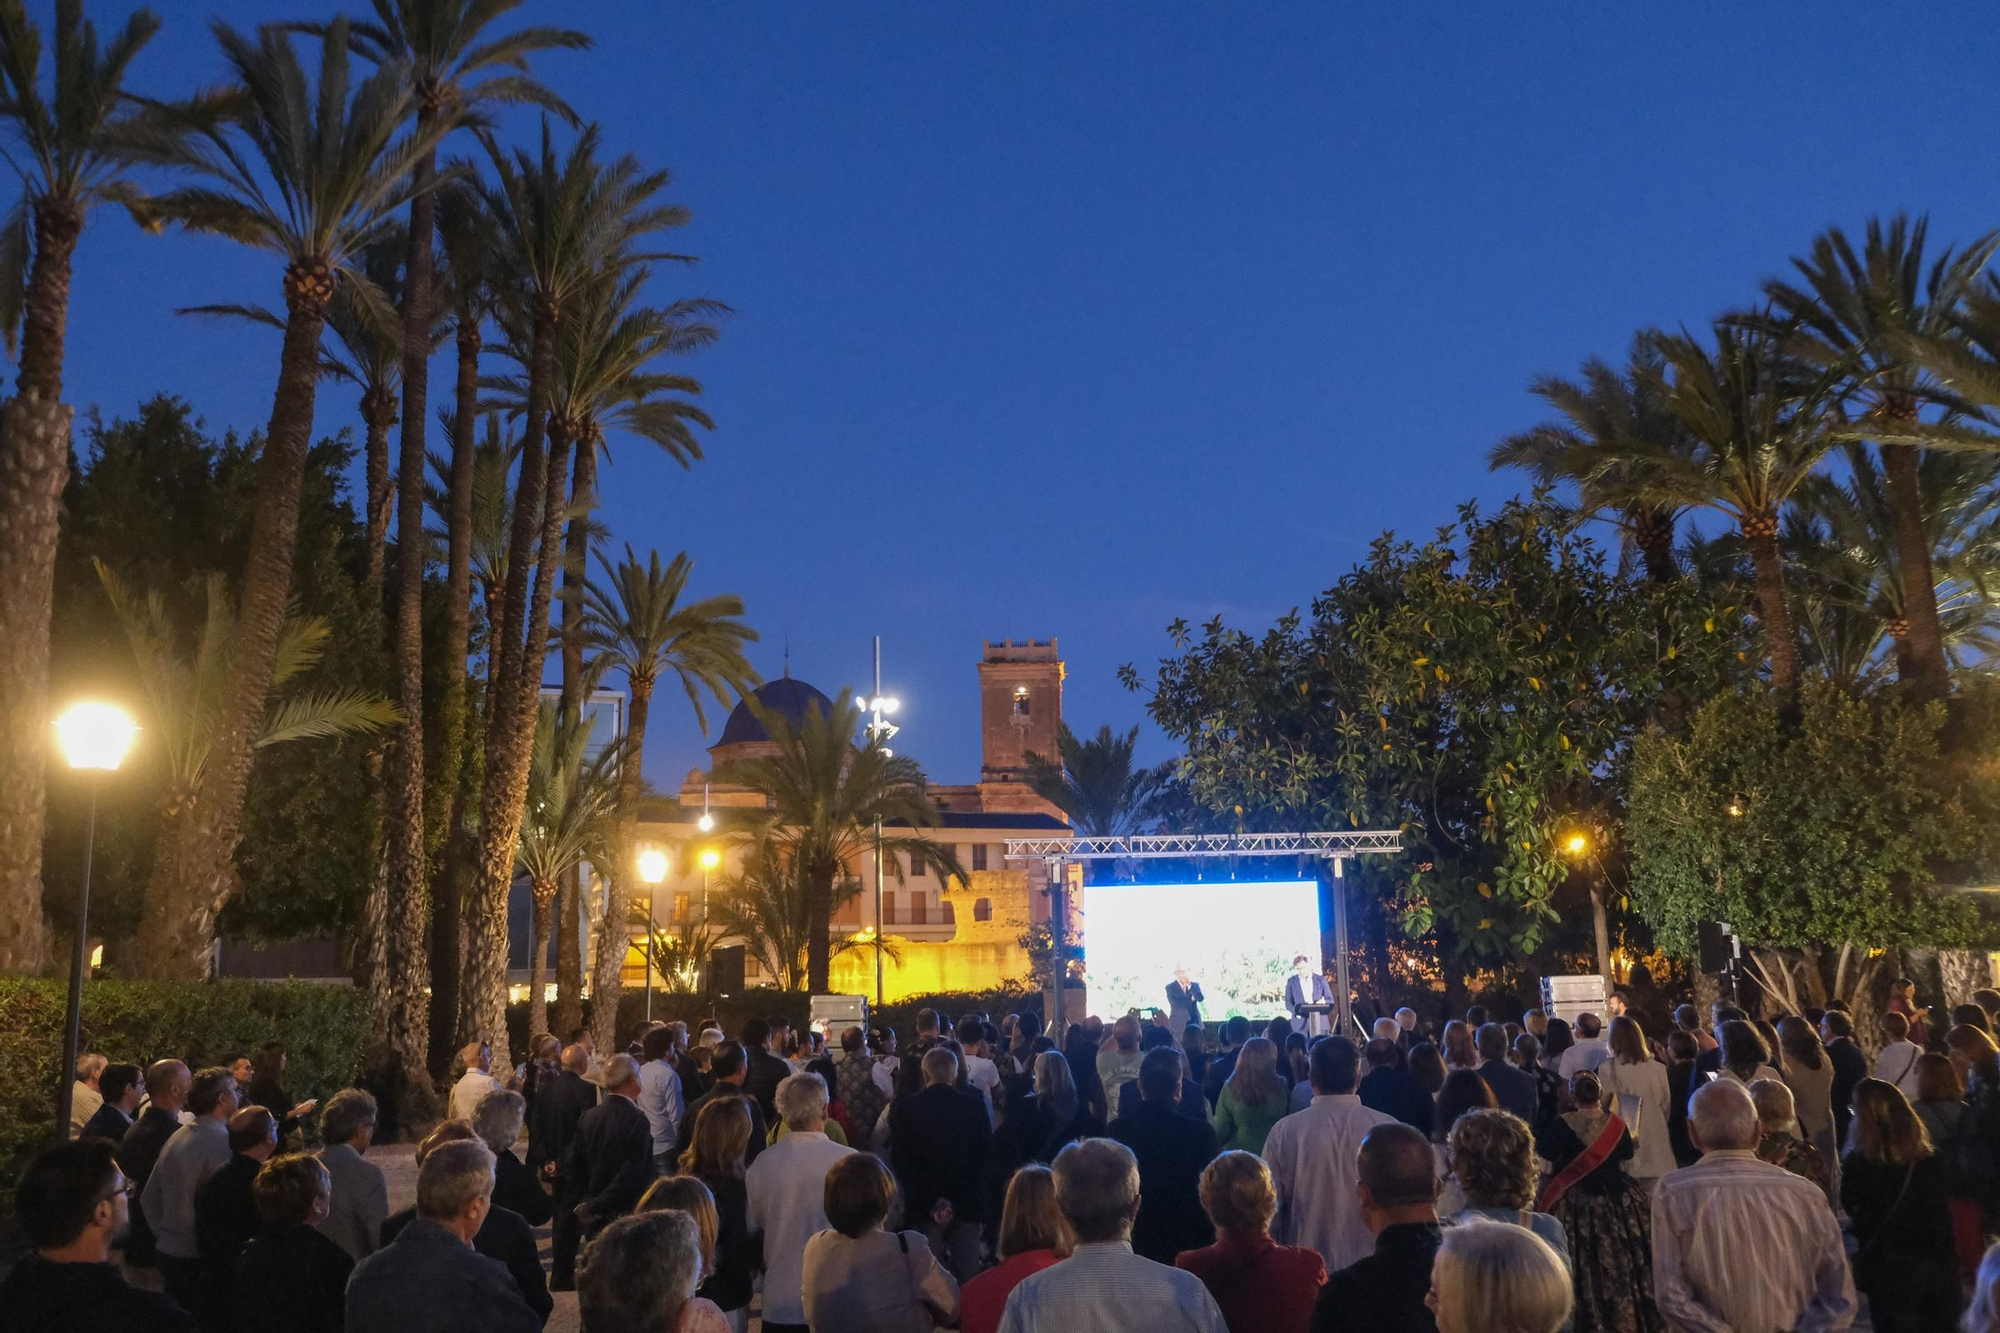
530, 1044, 599, 1182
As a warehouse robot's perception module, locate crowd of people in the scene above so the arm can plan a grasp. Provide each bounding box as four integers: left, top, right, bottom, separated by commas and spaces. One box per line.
16, 983, 2000, 1332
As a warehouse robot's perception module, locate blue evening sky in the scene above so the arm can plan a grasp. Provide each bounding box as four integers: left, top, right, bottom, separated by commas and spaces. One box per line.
55, 4, 2000, 790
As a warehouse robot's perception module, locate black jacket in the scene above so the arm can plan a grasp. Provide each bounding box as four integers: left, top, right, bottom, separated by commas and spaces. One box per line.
1477, 1059, 1541, 1127
348, 1217, 540, 1333
1311, 1222, 1441, 1333
561, 1093, 654, 1225
1106, 1099, 1221, 1264
1666, 1062, 1700, 1168
673, 1085, 767, 1169
696, 1173, 760, 1313
527, 1071, 596, 1177
78, 1103, 133, 1145
1358, 1066, 1434, 1137
118, 1105, 184, 1266
1828, 1038, 1869, 1146
0, 1254, 197, 1332
195, 1153, 265, 1280
1116, 1076, 1209, 1123
232, 1223, 353, 1333
1166, 980, 1205, 1028
742, 1045, 792, 1126
987, 1094, 1102, 1224
492, 1149, 552, 1228
889, 1083, 994, 1223
380, 1206, 551, 1325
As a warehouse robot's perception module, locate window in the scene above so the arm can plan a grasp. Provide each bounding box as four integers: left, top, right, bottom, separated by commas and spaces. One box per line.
746, 956, 763, 978
882, 891, 899, 925
971, 844, 988, 872
672, 892, 690, 921
974, 898, 992, 922
1012, 685, 1031, 716
908, 853, 924, 878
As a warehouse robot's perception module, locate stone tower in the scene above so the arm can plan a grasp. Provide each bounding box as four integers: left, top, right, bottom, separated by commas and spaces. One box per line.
976, 639, 1064, 816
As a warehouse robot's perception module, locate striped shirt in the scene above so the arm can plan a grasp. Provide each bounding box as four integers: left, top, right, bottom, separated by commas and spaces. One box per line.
997, 1242, 1228, 1333
1262, 1094, 1396, 1272
1650, 1149, 1855, 1333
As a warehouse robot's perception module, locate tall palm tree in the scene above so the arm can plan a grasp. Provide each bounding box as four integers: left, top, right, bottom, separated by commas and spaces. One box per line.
516, 697, 616, 1041
714, 845, 872, 992
1599, 324, 1844, 690
580, 546, 755, 1052
1489, 338, 1695, 584
1022, 723, 1165, 836
0, 0, 162, 973
126, 18, 448, 980
460, 124, 690, 1053
307, 0, 588, 1077
1758, 215, 2000, 698
716, 691, 964, 995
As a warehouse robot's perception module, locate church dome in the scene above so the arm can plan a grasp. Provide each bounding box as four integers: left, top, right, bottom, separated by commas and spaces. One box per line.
714, 677, 837, 748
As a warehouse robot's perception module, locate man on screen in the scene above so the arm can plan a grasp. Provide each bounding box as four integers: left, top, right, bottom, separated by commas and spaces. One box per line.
1285, 955, 1335, 1030
1166, 966, 1205, 1033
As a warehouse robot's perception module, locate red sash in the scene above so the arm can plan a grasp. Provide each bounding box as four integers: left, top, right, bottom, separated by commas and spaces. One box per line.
1537, 1115, 1625, 1211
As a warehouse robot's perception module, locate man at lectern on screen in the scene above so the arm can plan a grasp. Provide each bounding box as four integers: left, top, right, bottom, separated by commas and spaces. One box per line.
1165, 966, 1205, 1033
1285, 954, 1334, 1028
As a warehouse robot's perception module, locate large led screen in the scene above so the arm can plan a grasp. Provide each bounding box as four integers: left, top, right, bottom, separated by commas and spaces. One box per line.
1084, 880, 1320, 1021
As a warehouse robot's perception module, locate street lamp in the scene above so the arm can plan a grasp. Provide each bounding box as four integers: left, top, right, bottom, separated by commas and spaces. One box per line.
1563, 831, 1589, 856
859, 636, 899, 1009
53, 702, 137, 1138
698, 847, 720, 928
637, 848, 669, 1023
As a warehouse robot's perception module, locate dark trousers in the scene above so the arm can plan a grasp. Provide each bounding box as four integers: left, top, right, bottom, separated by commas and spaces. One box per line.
158, 1253, 205, 1322
551, 1199, 582, 1287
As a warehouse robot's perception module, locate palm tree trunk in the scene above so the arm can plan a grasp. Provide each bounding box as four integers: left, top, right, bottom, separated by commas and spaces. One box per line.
1742, 515, 1801, 692
135, 261, 335, 976
1589, 881, 1612, 985
807, 856, 833, 995
0, 199, 82, 973
427, 316, 480, 1069
593, 676, 651, 1054
554, 437, 596, 1037
1880, 443, 1951, 698
529, 882, 553, 1043
361, 385, 396, 602
1630, 506, 1678, 585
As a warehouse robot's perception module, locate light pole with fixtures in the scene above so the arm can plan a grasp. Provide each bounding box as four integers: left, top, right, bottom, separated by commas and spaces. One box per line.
53, 702, 138, 1138
859, 636, 899, 1009
637, 847, 669, 1023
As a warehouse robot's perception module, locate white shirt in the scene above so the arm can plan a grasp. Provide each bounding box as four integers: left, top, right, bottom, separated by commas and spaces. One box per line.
1260, 1093, 1396, 1271
747, 1129, 854, 1326
1873, 1040, 1925, 1099
1597, 1057, 1676, 1179
872, 1057, 897, 1101
448, 1068, 500, 1122
997, 1240, 1228, 1333
636, 1059, 685, 1156
1557, 1036, 1613, 1081
1651, 1148, 1856, 1333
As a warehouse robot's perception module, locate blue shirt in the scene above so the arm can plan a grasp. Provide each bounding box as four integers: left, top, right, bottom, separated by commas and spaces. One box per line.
636, 1059, 685, 1156
997, 1241, 1229, 1333
1447, 1206, 1571, 1269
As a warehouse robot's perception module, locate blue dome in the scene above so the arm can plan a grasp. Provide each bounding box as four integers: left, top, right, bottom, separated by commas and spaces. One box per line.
715, 677, 836, 747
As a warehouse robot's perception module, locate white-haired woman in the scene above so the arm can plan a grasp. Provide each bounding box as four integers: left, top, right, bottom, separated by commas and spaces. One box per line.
578, 1208, 728, 1333
473, 1089, 551, 1227
1428, 1219, 1573, 1333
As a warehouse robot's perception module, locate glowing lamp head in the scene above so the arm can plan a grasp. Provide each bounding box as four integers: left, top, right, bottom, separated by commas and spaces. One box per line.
636, 849, 670, 884
697, 813, 716, 833
1725, 799, 1745, 818
54, 703, 138, 772
698, 848, 721, 871
878, 696, 899, 715
1563, 832, 1589, 856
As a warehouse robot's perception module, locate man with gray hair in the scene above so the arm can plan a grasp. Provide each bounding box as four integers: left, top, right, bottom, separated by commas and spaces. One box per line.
578, 1209, 712, 1332
890, 1043, 993, 1277
316, 1087, 387, 1262
551, 1052, 652, 1291
747, 1072, 853, 1333
346, 1140, 539, 1333
1651, 1079, 1855, 1333
997, 1138, 1226, 1333
142, 1065, 239, 1317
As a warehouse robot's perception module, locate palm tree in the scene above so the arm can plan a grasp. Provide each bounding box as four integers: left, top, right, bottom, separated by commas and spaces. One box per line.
1022, 723, 1165, 837
0, 0, 162, 973
1489, 338, 1695, 584
580, 546, 755, 1051
460, 124, 691, 1053
716, 691, 965, 995
714, 845, 874, 992
126, 18, 449, 982
1598, 324, 1844, 690
1757, 215, 2000, 698
516, 698, 617, 1041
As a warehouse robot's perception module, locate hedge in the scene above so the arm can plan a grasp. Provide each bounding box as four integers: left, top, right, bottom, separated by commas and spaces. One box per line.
0, 978, 368, 1206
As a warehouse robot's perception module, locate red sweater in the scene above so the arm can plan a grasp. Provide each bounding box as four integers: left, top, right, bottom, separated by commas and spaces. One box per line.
1176, 1232, 1327, 1333
959, 1248, 1063, 1333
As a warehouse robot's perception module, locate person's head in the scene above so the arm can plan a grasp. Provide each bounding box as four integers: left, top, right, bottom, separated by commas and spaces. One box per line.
1748, 1077, 1796, 1136
1976, 988, 2000, 1019
1182, 1024, 1205, 1054
472, 1090, 527, 1157
1292, 953, 1311, 976
415, 1119, 479, 1165
1666, 1030, 1697, 1064
188, 1066, 239, 1120
1688, 1078, 1760, 1154
1879, 1011, 1911, 1046
144, 1059, 190, 1112
1606, 990, 1628, 1019
1820, 1009, 1854, 1045
1574, 1012, 1602, 1040
1366, 1036, 1401, 1071
1607, 1016, 1648, 1065
1543, 1017, 1572, 1058
1674, 1003, 1701, 1034
599, 1053, 641, 1098
1433, 1069, 1498, 1143
1112, 1014, 1140, 1051
1718, 1019, 1769, 1075
997, 1164, 1071, 1259
577, 1209, 703, 1333
1891, 976, 1917, 1003
459, 1039, 490, 1075
1265, 1015, 1293, 1045
228, 1106, 279, 1159
252, 1152, 330, 1229
1442, 1021, 1476, 1070
740, 1016, 771, 1050
1522, 1008, 1547, 1037
75, 1053, 106, 1089
700, 1022, 724, 1048
1197, 1150, 1278, 1240
1968, 1239, 2000, 1333
1776, 1016, 1824, 1072
530, 1033, 559, 1063
1447, 1109, 1537, 1210
225, 1053, 254, 1087
1474, 1023, 1509, 1065
1396, 1006, 1418, 1032
1848, 1077, 1932, 1166
710, 1042, 747, 1086
415, 1139, 495, 1241
1309, 1036, 1361, 1096
914, 1008, 940, 1038
1139, 1024, 1175, 1054
1569, 1070, 1602, 1109
1409, 1042, 1447, 1096
768, 1015, 793, 1043
14, 1138, 129, 1258
319, 1087, 378, 1152
1220, 1014, 1249, 1049
1917, 1052, 1964, 1104
569, 1026, 594, 1052
1429, 1219, 1573, 1333
1032, 1049, 1079, 1118
1139, 1046, 1183, 1104
561, 1043, 590, 1075
1372, 1017, 1401, 1043
636, 1175, 719, 1278
1052, 1138, 1141, 1244
1356, 1122, 1439, 1232
1464, 1005, 1488, 1028
680, 1092, 753, 1179
98, 1062, 143, 1113
838, 1025, 865, 1056
1956, 1004, 1993, 1033
1511, 1032, 1542, 1070
823, 1152, 897, 1238
252, 1042, 286, 1085
641, 1026, 675, 1064
921, 1046, 959, 1089
774, 1072, 828, 1132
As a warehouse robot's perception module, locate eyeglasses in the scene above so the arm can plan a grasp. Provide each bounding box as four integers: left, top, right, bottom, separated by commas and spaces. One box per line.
98, 1178, 134, 1204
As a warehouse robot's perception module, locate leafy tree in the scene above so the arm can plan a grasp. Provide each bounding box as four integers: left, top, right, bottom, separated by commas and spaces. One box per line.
713, 846, 872, 993
515, 698, 615, 1042
1022, 723, 1165, 838
1628, 679, 2000, 1013
0, 0, 164, 973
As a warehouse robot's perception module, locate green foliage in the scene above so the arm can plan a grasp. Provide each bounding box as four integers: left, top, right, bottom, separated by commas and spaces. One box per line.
1022, 722, 1166, 838
1628, 680, 1999, 958
1124, 496, 1750, 963
0, 979, 366, 1202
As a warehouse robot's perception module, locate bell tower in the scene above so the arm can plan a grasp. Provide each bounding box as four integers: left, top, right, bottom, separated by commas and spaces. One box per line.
976, 639, 1064, 816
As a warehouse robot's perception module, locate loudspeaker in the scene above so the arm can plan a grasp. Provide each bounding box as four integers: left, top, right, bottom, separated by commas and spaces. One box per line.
1696, 922, 1733, 974
708, 945, 745, 1000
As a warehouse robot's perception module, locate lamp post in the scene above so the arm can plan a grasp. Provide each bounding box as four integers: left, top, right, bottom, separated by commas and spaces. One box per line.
637, 848, 669, 1024
859, 636, 899, 1010
53, 703, 137, 1138
698, 847, 720, 924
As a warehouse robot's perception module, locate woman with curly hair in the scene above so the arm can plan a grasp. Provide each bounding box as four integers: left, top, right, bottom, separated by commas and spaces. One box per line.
1537, 1072, 1663, 1333
1749, 1078, 1830, 1200
1444, 1108, 1569, 1268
